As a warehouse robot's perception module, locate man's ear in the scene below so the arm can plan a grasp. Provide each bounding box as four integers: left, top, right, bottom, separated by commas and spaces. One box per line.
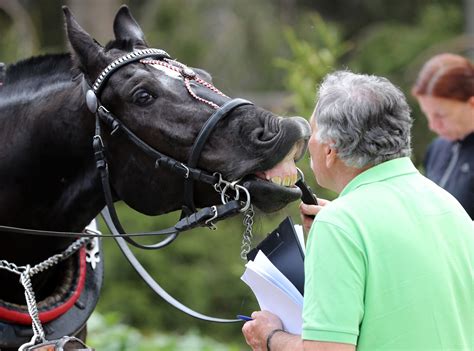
63, 6, 107, 80
325, 144, 337, 168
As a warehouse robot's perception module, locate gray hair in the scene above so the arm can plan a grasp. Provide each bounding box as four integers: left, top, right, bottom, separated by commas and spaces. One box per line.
314, 71, 412, 168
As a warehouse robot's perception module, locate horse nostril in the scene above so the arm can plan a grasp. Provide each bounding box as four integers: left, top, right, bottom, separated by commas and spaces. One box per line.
255, 127, 279, 142
255, 117, 281, 142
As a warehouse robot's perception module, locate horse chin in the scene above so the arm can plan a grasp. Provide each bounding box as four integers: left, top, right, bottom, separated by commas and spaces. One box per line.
241, 176, 302, 213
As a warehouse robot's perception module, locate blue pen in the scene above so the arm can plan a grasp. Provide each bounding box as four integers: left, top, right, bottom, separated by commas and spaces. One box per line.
236, 314, 253, 321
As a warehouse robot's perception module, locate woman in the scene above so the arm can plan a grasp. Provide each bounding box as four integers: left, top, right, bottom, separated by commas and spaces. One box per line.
412, 53, 474, 219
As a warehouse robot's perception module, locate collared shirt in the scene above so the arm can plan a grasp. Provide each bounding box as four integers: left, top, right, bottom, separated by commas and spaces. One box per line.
302, 157, 473, 350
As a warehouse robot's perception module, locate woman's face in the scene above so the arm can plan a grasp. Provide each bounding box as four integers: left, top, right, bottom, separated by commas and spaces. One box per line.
417, 95, 474, 141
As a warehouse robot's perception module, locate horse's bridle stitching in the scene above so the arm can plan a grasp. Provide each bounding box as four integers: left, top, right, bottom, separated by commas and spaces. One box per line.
140, 58, 229, 110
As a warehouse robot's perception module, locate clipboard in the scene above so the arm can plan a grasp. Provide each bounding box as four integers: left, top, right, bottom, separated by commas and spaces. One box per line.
247, 216, 305, 295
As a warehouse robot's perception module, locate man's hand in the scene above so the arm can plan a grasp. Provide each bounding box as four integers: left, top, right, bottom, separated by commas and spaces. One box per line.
242, 311, 283, 350
299, 198, 330, 232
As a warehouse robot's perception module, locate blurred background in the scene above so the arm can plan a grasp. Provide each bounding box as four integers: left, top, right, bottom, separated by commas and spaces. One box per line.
1, 0, 472, 350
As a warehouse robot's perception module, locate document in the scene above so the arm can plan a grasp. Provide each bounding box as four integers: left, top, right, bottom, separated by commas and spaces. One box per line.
241, 250, 303, 334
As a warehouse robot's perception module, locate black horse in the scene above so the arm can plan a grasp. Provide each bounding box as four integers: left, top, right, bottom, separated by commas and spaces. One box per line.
0, 5, 310, 349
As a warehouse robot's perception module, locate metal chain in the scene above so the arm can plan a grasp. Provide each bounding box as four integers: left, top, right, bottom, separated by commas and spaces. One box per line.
20, 265, 46, 344
30, 237, 91, 275
240, 204, 254, 260
0, 237, 91, 348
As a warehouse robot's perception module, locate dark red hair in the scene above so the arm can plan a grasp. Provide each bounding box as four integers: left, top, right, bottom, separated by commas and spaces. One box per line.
412, 53, 474, 102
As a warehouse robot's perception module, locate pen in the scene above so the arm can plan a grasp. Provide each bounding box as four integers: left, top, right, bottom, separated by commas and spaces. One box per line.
236, 314, 253, 321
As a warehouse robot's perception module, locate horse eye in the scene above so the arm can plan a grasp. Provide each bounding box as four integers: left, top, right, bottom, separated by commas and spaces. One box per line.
133, 89, 155, 106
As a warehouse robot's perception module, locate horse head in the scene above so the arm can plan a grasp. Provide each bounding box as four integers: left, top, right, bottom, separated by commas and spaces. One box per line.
64, 5, 311, 215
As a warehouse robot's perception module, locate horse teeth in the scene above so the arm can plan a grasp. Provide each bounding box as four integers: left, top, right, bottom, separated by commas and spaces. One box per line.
271, 176, 282, 186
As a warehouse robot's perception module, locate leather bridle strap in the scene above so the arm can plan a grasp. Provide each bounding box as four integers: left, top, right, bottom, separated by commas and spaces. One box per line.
92, 116, 243, 249
183, 98, 253, 214
101, 207, 241, 323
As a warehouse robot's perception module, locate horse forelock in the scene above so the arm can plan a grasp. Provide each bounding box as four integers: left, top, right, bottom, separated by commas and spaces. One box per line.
2, 53, 74, 89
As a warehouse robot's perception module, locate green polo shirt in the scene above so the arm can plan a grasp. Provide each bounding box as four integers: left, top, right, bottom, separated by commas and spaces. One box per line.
302, 157, 473, 350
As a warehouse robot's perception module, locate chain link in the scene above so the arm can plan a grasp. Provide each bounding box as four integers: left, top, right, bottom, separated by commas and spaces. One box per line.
240, 204, 254, 260
20, 265, 46, 344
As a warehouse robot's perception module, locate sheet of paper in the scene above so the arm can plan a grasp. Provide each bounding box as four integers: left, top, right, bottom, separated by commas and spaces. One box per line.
241, 251, 303, 334
294, 224, 305, 254
249, 251, 303, 306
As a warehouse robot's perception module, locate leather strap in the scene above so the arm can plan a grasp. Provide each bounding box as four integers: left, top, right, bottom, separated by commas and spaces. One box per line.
183, 98, 253, 213
102, 207, 241, 323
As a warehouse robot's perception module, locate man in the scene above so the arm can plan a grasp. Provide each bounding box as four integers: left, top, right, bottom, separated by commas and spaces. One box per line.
242, 71, 473, 351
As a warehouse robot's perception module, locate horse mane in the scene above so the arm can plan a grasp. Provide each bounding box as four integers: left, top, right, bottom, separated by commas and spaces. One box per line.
1, 53, 74, 93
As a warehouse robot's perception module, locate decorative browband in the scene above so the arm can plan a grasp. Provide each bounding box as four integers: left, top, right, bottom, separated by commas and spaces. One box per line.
92, 48, 170, 95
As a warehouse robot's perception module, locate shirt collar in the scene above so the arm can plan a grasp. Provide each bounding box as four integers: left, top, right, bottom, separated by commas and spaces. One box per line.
340, 157, 419, 196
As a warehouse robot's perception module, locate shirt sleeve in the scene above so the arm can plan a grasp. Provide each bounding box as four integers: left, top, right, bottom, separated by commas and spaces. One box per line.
302, 219, 366, 345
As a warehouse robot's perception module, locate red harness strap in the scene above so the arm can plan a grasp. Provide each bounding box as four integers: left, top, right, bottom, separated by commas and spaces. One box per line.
0, 249, 87, 325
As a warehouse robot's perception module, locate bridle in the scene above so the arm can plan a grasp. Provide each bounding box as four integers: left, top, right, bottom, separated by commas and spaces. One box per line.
86, 48, 255, 244
85, 48, 260, 322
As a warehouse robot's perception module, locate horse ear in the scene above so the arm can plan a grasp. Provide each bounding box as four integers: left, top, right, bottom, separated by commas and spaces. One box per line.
62, 6, 107, 79
113, 5, 146, 44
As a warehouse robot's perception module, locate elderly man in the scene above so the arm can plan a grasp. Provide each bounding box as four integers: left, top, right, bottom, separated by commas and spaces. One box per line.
242, 71, 473, 351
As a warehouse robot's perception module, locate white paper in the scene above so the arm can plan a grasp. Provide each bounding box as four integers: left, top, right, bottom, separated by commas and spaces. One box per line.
294, 224, 305, 254
241, 251, 303, 334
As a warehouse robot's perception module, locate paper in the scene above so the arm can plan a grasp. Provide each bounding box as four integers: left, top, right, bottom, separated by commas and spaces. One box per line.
294, 224, 305, 254
241, 250, 303, 334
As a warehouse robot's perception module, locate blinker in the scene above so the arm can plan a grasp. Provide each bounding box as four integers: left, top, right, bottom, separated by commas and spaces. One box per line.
86, 90, 98, 113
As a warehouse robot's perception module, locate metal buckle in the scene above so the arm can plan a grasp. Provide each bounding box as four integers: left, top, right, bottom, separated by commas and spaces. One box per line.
20, 336, 93, 351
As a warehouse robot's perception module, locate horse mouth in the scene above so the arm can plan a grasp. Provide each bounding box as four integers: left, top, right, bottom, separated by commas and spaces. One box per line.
242, 142, 305, 212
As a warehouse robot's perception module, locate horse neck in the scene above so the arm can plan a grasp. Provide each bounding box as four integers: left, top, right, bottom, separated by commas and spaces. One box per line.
0, 79, 104, 233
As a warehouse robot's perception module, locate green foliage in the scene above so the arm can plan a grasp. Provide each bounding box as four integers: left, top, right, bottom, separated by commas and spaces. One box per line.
139, 0, 289, 91
275, 13, 351, 118
88, 312, 241, 351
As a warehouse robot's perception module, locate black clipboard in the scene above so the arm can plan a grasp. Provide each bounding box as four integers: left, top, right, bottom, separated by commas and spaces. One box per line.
246, 216, 305, 295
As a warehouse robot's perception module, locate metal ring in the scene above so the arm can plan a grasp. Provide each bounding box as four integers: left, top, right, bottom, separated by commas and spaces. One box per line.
220, 183, 231, 204
235, 185, 251, 212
